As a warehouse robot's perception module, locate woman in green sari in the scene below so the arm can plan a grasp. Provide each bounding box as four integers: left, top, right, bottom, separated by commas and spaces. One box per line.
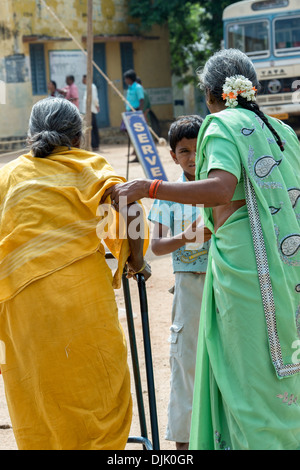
102, 49, 300, 450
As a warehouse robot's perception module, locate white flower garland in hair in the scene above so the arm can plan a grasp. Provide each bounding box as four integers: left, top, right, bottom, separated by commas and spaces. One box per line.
222, 75, 257, 108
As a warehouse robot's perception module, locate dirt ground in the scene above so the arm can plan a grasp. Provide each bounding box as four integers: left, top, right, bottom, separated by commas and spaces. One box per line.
0, 141, 184, 451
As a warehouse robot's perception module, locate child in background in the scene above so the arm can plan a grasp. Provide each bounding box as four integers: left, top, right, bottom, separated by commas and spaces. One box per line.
148, 115, 211, 450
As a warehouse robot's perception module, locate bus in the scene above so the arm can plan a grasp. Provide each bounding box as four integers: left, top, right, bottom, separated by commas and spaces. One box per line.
223, 0, 300, 134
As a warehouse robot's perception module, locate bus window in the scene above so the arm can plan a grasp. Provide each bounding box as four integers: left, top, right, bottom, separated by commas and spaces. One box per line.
274, 16, 300, 55
227, 21, 270, 58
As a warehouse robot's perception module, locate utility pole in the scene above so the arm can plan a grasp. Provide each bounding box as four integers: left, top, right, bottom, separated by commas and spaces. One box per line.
85, 0, 93, 151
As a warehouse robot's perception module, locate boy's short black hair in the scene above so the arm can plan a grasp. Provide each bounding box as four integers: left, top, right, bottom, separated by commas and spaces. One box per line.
168, 115, 204, 152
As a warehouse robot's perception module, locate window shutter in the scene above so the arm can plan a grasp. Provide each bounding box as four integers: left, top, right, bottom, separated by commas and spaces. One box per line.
30, 44, 47, 95
120, 42, 134, 89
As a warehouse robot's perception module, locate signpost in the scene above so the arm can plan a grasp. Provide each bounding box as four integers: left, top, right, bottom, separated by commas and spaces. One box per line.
122, 111, 168, 181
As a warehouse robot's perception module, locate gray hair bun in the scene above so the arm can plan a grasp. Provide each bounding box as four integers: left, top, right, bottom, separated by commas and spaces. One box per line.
27, 97, 83, 158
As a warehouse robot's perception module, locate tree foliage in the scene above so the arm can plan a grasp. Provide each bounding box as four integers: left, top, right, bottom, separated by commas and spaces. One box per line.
129, 0, 237, 85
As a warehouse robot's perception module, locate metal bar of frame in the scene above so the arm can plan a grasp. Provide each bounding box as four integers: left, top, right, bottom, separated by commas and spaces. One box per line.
126, 135, 131, 181
122, 273, 152, 451
136, 273, 160, 451
105, 252, 160, 450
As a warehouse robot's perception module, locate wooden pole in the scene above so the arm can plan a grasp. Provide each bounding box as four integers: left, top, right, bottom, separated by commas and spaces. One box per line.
85, 0, 93, 151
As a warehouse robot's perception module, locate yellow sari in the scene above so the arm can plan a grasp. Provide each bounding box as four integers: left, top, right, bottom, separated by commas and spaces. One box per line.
0, 147, 147, 450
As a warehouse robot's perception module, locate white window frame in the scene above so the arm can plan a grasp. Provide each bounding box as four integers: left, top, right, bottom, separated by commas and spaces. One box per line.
226, 19, 271, 60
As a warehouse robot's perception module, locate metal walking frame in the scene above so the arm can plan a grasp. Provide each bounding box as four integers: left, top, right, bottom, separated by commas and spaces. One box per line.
105, 252, 160, 451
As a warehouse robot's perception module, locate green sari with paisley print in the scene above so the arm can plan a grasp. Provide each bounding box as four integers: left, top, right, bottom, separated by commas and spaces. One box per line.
190, 107, 300, 450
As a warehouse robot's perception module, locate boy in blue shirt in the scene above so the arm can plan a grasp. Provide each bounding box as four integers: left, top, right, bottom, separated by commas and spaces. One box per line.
148, 115, 211, 450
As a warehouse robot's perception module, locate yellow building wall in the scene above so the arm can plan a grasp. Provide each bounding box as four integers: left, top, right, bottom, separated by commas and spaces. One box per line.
0, 0, 173, 140
133, 25, 173, 122
105, 41, 124, 127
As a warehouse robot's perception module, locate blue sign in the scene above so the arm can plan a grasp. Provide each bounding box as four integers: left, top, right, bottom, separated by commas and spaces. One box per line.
122, 111, 168, 181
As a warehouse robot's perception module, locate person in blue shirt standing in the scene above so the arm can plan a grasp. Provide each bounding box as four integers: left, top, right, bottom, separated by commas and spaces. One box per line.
124, 69, 145, 112
122, 69, 145, 162
148, 115, 211, 450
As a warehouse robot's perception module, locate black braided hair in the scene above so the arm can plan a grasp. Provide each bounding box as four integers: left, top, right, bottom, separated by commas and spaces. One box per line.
237, 96, 285, 152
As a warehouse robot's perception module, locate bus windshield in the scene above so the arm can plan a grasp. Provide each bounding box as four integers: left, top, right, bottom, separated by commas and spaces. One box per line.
274, 16, 300, 55
227, 21, 270, 58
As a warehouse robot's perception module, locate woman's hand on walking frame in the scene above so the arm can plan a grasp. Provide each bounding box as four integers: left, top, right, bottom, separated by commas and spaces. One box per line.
122, 201, 151, 282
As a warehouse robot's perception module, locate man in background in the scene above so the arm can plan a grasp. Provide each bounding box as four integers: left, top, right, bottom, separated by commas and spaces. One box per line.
58, 75, 79, 109
123, 69, 144, 112
48, 80, 63, 98
82, 74, 100, 152
123, 69, 144, 162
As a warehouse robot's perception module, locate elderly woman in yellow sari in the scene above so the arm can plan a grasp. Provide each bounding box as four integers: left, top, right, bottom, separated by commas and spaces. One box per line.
0, 97, 150, 450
